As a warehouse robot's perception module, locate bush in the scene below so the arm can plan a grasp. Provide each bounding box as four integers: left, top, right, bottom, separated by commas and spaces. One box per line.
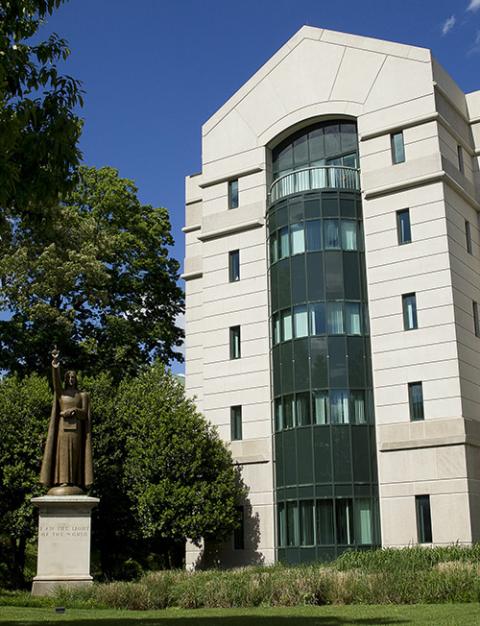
9, 545, 478, 610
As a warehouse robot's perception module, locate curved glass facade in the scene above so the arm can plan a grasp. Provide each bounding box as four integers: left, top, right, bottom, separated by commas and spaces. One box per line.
268, 121, 380, 563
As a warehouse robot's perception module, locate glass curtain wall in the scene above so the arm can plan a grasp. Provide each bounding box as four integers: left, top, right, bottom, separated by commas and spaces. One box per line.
268, 120, 380, 564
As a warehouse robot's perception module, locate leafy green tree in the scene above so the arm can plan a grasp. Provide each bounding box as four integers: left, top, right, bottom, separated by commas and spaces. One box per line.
119, 364, 245, 546
0, 0, 83, 213
0, 373, 51, 588
0, 166, 184, 380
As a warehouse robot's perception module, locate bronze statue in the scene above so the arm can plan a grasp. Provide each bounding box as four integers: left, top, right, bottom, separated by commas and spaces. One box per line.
40, 348, 93, 495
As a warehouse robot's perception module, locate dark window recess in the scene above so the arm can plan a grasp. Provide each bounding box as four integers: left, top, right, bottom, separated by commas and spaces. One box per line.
416, 495, 432, 544
228, 179, 239, 209
465, 221, 472, 255
230, 326, 241, 359
229, 250, 240, 282
233, 505, 245, 549
408, 382, 424, 421
402, 293, 418, 330
391, 131, 405, 164
397, 209, 411, 244
457, 145, 464, 173
230, 405, 242, 440
473, 301, 480, 338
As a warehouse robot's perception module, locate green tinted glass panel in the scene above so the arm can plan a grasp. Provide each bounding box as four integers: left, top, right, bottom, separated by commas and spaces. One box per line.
328, 337, 347, 387
307, 253, 324, 301
291, 255, 307, 304
317, 500, 334, 544
277, 259, 291, 309
294, 339, 310, 390
305, 197, 321, 219
332, 427, 352, 482
284, 430, 297, 486
280, 341, 294, 394
343, 253, 361, 300
310, 337, 328, 387
351, 426, 370, 482
347, 337, 366, 388
299, 500, 315, 545
313, 427, 332, 482
325, 252, 343, 299
297, 429, 314, 485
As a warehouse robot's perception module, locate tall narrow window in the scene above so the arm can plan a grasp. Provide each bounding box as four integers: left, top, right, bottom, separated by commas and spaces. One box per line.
402, 293, 418, 330
286, 501, 299, 546
281, 309, 293, 341
416, 495, 432, 544
229, 250, 240, 282
397, 209, 411, 244
327, 302, 344, 334
229, 326, 241, 359
473, 301, 480, 337
345, 302, 362, 335
290, 223, 305, 254
278, 226, 290, 259
316, 500, 334, 544
341, 220, 357, 250
230, 405, 242, 441
233, 505, 245, 549
293, 305, 308, 338
391, 131, 405, 164
330, 390, 349, 424
313, 390, 329, 424
228, 179, 239, 209
306, 220, 322, 251
309, 303, 326, 335
278, 503, 286, 547
465, 220, 472, 254
299, 500, 315, 546
457, 145, 464, 173
408, 382, 424, 421
272, 313, 280, 345
336, 499, 354, 544
295, 392, 311, 426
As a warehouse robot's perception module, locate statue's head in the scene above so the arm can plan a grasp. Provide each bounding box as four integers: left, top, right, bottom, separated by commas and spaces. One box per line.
64, 370, 78, 389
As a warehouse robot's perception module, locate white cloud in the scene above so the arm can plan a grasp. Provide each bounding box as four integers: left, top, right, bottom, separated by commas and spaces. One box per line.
442, 15, 456, 35
467, 0, 480, 12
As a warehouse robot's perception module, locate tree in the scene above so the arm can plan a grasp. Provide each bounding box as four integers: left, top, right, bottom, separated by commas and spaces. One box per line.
0, 373, 51, 588
0, 0, 83, 213
121, 364, 245, 544
90, 364, 246, 575
0, 166, 184, 380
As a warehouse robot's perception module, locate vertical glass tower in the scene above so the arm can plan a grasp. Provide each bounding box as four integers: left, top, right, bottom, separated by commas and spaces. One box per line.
268, 120, 380, 563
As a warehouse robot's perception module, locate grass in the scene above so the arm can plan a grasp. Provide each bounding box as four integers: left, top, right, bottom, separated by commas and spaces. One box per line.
0, 604, 479, 625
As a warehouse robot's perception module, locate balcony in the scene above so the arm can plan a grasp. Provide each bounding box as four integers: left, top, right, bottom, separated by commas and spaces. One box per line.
269, 166, 361, 205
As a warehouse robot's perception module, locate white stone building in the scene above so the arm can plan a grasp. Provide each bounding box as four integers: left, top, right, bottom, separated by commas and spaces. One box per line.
183, 26, 480, 567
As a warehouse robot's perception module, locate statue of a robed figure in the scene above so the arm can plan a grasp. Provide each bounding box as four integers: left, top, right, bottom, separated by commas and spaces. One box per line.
39, 348, 93, 495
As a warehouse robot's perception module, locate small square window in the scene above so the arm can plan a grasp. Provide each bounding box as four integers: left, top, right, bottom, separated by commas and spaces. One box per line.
416, 495, 432, 544
408, 382, 424, 421
229, 250, 240, 282
391, 131, 405, 164
397, 209, 411, 244
465, 221, 472, 255
457, 145, 464, 173
228, 179, 239, 209
230, 406, 242, 441
473, 301, 480, 337
402, 293, 418, 330
229, 326, 241, 359
233, 505, 245, 549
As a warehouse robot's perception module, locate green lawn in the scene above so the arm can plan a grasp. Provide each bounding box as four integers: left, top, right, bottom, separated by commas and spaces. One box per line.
0, 604, 479, 626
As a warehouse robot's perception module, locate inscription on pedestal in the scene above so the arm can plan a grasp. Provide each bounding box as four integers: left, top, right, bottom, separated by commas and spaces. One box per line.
39, 523, 89, 538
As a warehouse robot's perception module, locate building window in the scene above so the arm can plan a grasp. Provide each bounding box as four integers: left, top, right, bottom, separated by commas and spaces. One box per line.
233, 505, 245, 549
397, 209, 411, 244
229, 326, 241, 359
408, 382, 424, 421
229, 250, 240, 282
457, 145, 464, 173
391, 131, 405, 164
465, 221, 472, 254
228, 179, 239, 209
473, 301, 480, 337
402, 293, 418, 330
230, 405, 242, 441
416, 495, 432, 544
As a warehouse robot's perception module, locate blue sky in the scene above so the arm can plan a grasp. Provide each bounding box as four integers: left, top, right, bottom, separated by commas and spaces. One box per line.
40, 0, 480, 370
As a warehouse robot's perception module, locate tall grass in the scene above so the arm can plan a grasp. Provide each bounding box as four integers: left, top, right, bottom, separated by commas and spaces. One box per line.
4, 545, 480, 610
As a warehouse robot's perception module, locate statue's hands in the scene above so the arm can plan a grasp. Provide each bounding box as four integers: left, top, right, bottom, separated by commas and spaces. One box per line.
51, 346, 60, 367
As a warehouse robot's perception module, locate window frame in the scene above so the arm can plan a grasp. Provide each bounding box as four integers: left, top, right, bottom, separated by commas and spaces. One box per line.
473, 301, 480, 338
465, 220, 472, 255
391, 131, 406, 164
402, 293, 418, 330
228, 179, 239, 209
397, 208, 412, 245
228, 249, 240, 282
416, 495, 432, 544
229, 325, 241, 359
230, 405, 243, 441
408, 381, 424, 421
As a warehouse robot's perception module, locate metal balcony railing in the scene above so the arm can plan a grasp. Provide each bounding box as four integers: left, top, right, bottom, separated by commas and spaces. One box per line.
269, 166, 361, 204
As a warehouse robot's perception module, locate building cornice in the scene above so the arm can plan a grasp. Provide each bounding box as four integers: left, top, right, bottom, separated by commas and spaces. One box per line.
182, 224, 201, 234
380, 433, 480, 452
180, 270, 203, 281
197, 218, 264, 241
363, 170, 480, 210
199, 167, 263, 189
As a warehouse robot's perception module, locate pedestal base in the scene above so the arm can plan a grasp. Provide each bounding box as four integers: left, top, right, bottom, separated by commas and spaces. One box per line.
31, 495, 99, 597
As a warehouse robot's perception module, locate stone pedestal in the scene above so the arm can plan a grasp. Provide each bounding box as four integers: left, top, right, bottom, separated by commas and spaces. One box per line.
31, 495, 99, 596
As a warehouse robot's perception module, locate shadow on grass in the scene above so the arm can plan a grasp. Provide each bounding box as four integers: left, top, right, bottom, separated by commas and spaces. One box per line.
0, 617, 411, 626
